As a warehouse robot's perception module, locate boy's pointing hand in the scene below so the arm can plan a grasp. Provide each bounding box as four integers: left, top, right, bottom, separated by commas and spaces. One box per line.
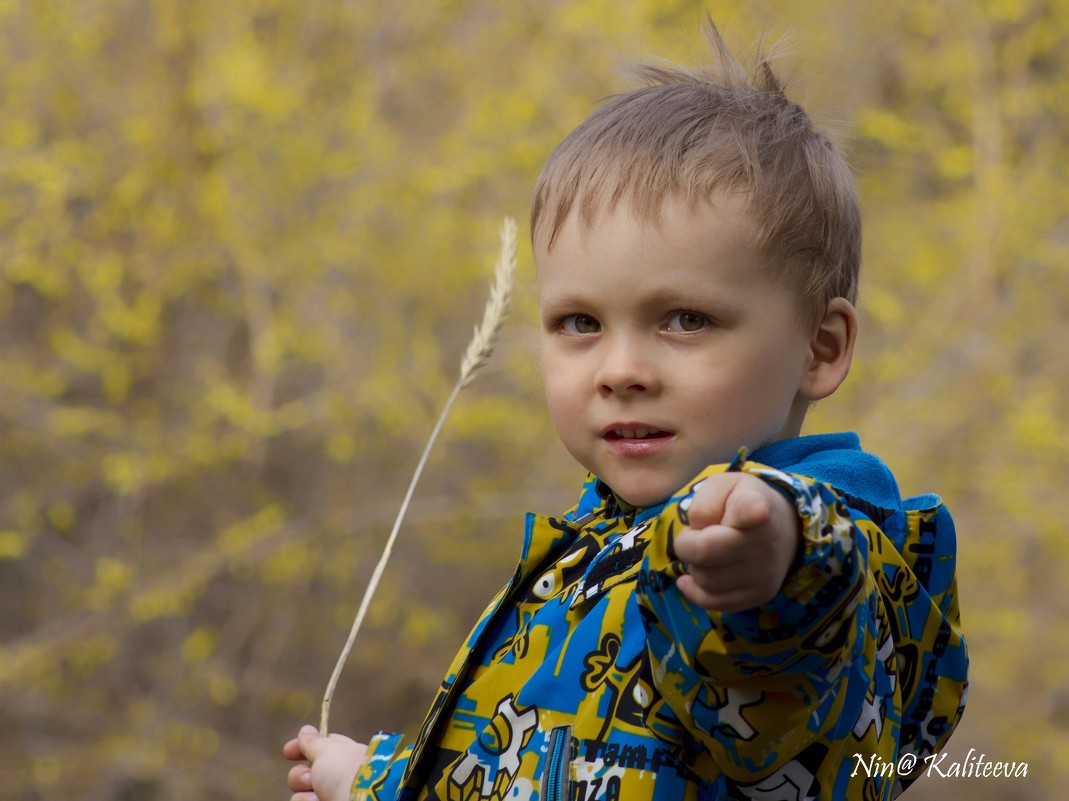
673, 472, 801, 613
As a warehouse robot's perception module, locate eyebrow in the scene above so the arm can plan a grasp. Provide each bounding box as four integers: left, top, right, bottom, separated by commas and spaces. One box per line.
633, 286, 742, 318
537, 293, 589, 319
540, 286, 741, 320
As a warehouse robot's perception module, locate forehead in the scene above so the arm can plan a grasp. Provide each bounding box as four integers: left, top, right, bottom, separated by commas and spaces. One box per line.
534, 191, 761, 271
535, 194, 776, 297
537, 180, 759, 243
534, 192, 812, 322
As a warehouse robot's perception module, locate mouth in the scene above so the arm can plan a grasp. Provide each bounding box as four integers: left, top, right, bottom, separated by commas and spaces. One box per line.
601, 424, 676, 458
603, 426, 674, 440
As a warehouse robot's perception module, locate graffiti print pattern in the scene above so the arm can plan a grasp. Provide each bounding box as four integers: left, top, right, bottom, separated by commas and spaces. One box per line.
352, 457, 968, 801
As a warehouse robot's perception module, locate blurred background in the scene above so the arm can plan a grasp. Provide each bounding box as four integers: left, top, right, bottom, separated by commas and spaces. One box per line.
1, 1, 1066, 799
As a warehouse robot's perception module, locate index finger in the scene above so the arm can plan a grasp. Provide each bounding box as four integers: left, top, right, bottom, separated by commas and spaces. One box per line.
283, 735, 307, 761
673, 524, 748, 570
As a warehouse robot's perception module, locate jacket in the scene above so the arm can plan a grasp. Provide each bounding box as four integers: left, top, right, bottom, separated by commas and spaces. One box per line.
351, 433, 968, 800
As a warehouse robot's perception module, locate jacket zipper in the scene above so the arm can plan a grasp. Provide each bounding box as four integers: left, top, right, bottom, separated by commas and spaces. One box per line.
541, 725, 573, 801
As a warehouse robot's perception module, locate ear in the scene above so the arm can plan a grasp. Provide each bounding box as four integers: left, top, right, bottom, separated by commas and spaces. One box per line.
799, 297, 857, 401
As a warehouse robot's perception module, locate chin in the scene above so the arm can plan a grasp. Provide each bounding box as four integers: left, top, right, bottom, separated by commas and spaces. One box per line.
613, 485, 674, 509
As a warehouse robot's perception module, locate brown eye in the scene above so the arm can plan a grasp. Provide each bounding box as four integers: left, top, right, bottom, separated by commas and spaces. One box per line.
667, 311, 708, 332
562, 314, 600, 334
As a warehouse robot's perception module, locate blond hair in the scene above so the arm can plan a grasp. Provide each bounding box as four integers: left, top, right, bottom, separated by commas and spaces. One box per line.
530, 20, 861, 318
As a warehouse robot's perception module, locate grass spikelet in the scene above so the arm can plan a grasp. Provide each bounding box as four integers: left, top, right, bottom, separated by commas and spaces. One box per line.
320, 217, 517, 735
460, 217, 517, 386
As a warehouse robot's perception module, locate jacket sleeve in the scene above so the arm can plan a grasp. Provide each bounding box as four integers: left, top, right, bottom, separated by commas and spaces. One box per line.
351, 732, 412, 801
635, 460, 968, 785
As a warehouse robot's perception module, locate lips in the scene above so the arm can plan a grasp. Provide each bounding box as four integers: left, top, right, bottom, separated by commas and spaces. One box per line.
607, 427, 671, 440
601, 424, 675, 459
602, 425, 674, 440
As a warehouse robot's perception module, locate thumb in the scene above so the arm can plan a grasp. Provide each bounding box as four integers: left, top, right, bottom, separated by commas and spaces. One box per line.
297, 724, 328, 758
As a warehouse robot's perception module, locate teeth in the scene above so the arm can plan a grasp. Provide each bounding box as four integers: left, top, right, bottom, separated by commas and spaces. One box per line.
614, 428, 653, 439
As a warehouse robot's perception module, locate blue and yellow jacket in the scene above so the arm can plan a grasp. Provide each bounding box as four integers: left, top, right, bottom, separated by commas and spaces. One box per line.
352, 433, 968, 800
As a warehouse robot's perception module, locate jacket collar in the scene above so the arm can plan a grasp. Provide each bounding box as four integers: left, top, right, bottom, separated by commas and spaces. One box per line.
567, 473, 674, 528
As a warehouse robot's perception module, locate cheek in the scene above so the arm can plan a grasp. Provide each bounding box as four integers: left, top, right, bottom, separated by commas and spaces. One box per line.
542, 372, 575, 428
539, 349, 563, 400
541, 359, 589, 451
689, 369, 782, 427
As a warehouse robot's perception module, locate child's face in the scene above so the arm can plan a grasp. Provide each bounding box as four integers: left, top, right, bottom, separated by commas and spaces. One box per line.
536, 193, 816, 507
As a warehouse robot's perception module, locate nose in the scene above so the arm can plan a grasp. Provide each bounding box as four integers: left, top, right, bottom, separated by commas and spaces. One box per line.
595, 335, 659, 396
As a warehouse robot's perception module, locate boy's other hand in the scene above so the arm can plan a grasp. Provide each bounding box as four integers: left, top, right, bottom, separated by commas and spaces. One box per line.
283, 725, 367, 801
673, 472, 800, 612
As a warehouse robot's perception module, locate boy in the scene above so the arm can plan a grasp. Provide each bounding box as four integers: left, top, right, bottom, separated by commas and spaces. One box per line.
285, 22, 968, 801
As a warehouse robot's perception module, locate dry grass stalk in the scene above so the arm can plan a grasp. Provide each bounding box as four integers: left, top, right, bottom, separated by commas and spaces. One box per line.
320, 217, 517, 735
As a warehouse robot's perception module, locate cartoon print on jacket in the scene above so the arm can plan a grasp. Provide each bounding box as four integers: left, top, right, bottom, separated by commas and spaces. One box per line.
351, 434, 969, 801
443, 695, 538, 801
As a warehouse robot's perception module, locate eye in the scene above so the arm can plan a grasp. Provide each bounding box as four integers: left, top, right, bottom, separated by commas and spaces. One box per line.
560, 314, 600, 334
665, 311, 709, 332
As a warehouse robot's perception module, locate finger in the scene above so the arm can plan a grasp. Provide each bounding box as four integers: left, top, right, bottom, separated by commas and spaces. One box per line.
676, 574, 762, 613
722, 487, 772, 531
675, 551, 751, 596
296, 724, 326, 757
683, 560, 752, 597
683, 474, 738, 529
673, 525, 747, 569
290, 793, 319, 801
288, 765, 313, 792
679, 549, 790, 610
283, 736, 306, 761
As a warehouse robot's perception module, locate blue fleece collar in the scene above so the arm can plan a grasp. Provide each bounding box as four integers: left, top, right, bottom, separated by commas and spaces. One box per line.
751, 432, 903, 512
